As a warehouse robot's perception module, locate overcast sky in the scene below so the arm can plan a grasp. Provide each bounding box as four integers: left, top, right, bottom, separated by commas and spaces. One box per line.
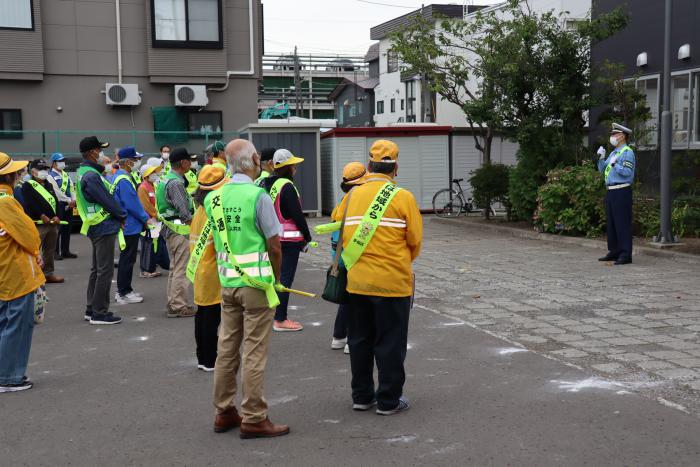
263, 0, 496, 56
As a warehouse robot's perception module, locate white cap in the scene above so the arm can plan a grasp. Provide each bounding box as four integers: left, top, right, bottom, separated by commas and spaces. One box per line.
147, 157, 163, 168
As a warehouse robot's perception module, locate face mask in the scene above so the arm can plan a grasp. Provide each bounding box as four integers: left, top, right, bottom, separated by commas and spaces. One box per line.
191, 161, 199, 170
56, 162, 66, 171
99, 151, 105, 159
37, 170, 49, 180
161, 152, 170, 161
609, 136, 618, 147
148, 174, 160, 184
132, 160, 142, 171
23, 174, 31, 182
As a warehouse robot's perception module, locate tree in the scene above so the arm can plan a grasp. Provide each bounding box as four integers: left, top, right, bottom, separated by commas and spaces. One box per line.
391, 0, 628, 218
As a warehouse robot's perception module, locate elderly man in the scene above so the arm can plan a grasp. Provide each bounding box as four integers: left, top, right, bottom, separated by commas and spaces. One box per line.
21, 159, 64, 284
333, 139, 423, 416
156, 147, 197, 318
597, 123, 636, 265
76, 136, 127, 325
205, 139, 288, 439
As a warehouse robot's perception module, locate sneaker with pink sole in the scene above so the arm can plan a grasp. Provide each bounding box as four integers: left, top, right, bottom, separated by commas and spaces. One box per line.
273, 320, 304, 332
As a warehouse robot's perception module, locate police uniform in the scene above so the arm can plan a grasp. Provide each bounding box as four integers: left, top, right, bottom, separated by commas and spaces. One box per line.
597, 123, 635, 265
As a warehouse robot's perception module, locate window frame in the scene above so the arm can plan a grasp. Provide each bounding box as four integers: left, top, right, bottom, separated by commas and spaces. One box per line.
151, 0, 224, 50
630, 74, 659, 149
669, 70, 692, 148
0, 109, 23, 139
377, 100, 384, 115
390, 98, 396, 113
387, 51, 399, 74
0, 0, 34, 31
187, 110, 223, 139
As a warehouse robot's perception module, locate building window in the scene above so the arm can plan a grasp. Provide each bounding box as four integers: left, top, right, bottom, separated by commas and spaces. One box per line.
0, 0, 33, 30
0, 109, 23, 139
671, 74, 690, 146
152, 0, 223, 49
377, 100, 384, 114
401, 99, 405, 111
387, 51, 399, 74
188, 110, 222, 138
406, 81, 416, 122
635, 76, 659, 148
390, 98, 396, 113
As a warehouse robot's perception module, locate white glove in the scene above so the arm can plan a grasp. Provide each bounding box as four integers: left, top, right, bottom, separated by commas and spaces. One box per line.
597, 146, 606, 158
610, 155, 619, 165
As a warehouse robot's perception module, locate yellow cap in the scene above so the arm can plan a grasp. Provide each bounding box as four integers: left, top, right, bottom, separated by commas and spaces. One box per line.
273, 149, 304, 169
141, 163, 161, 179
0, 152, 29, 175
197, 165, 227, 191
342, 162, 367, 185
369, 140, 399, 163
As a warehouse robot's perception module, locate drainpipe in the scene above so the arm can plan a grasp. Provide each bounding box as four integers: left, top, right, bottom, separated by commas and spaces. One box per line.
115, 0, 123, 84
210, 0, 257, 92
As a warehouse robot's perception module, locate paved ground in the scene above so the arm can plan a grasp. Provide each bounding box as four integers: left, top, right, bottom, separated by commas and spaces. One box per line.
3, 221, 700, 466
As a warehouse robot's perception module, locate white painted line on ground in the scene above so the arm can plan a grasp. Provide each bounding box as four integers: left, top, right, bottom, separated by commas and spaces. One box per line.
499, 347, 528, 355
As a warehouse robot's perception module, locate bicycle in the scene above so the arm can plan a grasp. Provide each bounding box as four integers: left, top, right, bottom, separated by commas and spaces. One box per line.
432, 178, 495, 218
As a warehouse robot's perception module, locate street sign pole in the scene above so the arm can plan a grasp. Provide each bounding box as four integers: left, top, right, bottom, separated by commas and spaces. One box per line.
655, 0, 676, 244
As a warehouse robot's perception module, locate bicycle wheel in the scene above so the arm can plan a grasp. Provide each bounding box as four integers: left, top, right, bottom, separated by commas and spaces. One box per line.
433, 189, 464, 218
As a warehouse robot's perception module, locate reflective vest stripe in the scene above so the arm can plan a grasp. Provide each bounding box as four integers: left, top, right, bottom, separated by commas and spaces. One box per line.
604, 145, 632, 182
216, 251, 270, 264
27, 180, 57, 214
217, 266, 274, 278
281, 230, 303, 238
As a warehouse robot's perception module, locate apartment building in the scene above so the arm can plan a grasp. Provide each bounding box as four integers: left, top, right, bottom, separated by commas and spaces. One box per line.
0, 0, 263, 155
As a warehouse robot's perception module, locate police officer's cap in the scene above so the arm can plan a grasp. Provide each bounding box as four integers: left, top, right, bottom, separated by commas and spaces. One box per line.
611, 123, 633, 135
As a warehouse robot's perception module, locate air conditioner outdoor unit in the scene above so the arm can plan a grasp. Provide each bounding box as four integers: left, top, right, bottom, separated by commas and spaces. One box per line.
175, 85, 209, 107
105, 83, 141, 106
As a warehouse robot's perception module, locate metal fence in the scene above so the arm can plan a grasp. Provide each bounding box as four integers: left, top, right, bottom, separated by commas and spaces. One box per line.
0, 130, 240, 160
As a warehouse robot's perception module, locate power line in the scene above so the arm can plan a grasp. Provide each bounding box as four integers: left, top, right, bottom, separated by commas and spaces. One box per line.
356, 0, 417, 8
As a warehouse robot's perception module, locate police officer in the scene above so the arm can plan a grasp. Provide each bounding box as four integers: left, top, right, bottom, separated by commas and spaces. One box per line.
597, 123, 635, 265
48, 153, 77, 260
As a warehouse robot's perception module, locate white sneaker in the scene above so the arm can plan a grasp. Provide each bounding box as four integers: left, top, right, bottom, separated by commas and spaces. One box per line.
197, 364, 215, 372
331, 337, 347, 350
344, 344, 350, 354
115, 293, 143, 305
126, 291, 144, 301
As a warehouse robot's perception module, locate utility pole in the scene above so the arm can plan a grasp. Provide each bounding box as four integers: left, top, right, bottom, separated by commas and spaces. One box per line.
655, 0, 676, 245
293, 46, 303, 118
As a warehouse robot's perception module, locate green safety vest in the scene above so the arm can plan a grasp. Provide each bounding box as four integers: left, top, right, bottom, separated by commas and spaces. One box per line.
184, 169, 199, 195
27, 180, 57, 215
155, 171, 193, 235
254, 170, 270, 187
112, 173, 136, 190
604, 145, 632, 182
269, 178, 299, 202
75, 166, 114, 235
131, 171, 142, 185
341, 182, 401, 270
203, 183, 278, 306
163, 161, 171, 176
56, 171, 73, 195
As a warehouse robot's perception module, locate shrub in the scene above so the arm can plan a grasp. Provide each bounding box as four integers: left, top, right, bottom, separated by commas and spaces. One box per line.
633, 195, 700, 238
534, 163, 606, 237
469, 163, 511, 219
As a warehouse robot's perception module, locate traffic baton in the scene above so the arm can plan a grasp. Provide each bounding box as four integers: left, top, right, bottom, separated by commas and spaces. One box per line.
274, 283, 317, 298
314, 221, 341, 235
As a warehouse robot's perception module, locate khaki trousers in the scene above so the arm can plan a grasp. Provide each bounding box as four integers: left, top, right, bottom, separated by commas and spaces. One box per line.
36, 224, 58, 276
213, 287, 274, 424
165, 232, 192, 313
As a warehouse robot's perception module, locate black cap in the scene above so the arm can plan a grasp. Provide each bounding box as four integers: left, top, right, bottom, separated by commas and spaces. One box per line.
260, 147, 277, 162
79, 136, 109, 153
30, 158, 50, 170
170, 147, 197, 164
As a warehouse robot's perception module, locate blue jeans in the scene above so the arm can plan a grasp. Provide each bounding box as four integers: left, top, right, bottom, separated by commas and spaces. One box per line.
0, 292, 36, 385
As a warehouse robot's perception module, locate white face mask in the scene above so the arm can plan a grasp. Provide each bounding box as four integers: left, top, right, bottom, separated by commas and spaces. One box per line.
191, 161, 199, 170
132, 160, 142, 171
36, 170, 49, 180
56, 161, 66, 171
148, 174, 160, 184
609, 136, 619, 147
98, 151, 105, 159
161, 152, 170, 161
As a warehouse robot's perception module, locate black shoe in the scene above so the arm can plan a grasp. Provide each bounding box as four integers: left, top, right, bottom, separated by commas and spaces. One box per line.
63, 252, 78, 259
0, 380, 33, 393
55, 254, 64, 261
614, 258, 632, 265
352, 399, 377, 411
598, 254, 618, 262
84, 310, 92, 322
90, 312, 122, 325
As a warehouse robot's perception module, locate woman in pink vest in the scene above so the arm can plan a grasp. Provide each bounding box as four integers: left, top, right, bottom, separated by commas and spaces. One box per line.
260, 149, 312, 332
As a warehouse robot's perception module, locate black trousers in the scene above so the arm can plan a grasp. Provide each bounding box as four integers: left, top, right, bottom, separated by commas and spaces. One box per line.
195, 303, 221, 368
55, 202, 72, 255
87, 234, 116, 315
275, 242, 303, 322
605, 186, 633, 261
117, 234, 140, 296
139, 234, 170, 273
333, 304, 348, 339
347, 293, 411, 411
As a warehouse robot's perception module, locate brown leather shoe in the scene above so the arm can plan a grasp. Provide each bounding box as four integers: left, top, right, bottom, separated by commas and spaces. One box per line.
214, 407, 242, 433
240, 417, 290, 439
45, 275, 64, 284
